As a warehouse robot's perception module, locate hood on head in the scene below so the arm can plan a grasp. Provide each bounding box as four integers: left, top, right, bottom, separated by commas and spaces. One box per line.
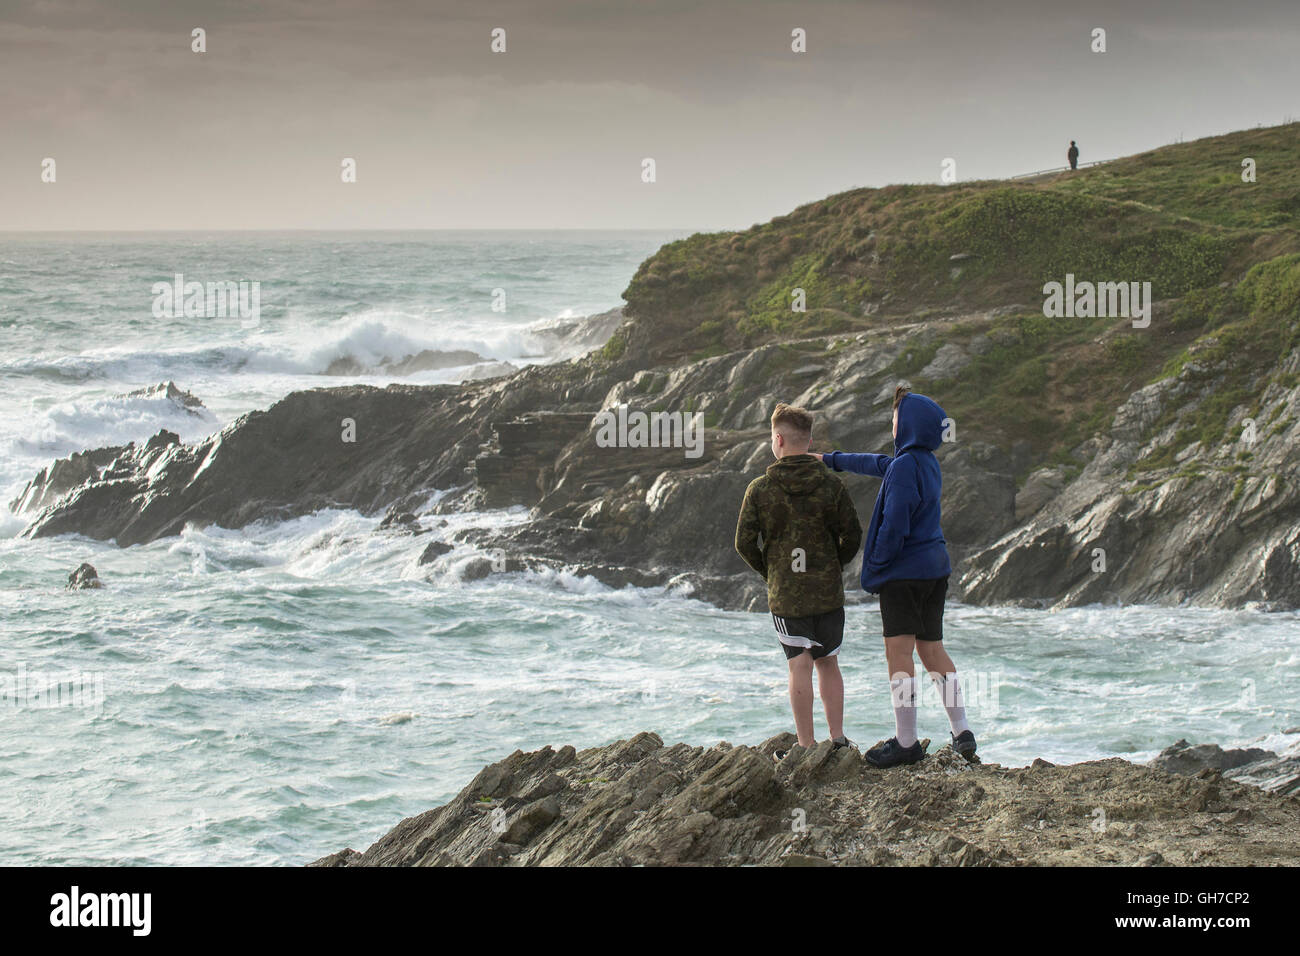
765, 453, 826, 496
894, 393, 947, 453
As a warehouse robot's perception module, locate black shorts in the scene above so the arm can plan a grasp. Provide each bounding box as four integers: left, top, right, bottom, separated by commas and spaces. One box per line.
772, 606, 845, 660
879, 576, 948, 641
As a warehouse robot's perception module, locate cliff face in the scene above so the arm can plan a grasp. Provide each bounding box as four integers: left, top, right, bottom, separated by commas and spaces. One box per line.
310, 732, 1300, 867
11, 124, 1300, 610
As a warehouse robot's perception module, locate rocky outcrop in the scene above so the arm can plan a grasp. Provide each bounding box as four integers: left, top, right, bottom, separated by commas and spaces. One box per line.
473, 412, 593, 508
11, 127, 1300, 610
66, 563, 102, 590
325, 349, 490, 376
959, 350, 1300, 610
1152, 737, 1300, 797
11, 445, 127, 515
119, 381, 207, 414
311, 731, 1300, 866
12, 299, 1299, 610
12, 319, 1027, 609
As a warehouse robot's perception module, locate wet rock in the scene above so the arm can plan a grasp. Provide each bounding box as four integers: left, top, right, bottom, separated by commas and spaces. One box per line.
417, 541, 454, 565
16, 289, 1300, 612
461, 557, 494, 581
118, 381, 207, 415
325, 349, 488, 376
67, 563, 103, 590
378, 510, 425, 534
10, 446, 125, 515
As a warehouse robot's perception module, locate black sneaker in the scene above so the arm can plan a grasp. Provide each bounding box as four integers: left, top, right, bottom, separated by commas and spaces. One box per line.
865, 737, 924, 768
773, 749, 789, 763
951, 730, 978, 762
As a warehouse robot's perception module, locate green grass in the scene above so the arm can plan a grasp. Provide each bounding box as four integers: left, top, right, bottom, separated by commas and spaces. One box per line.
621, 122, 1300, 368
609, 123, 1300, 471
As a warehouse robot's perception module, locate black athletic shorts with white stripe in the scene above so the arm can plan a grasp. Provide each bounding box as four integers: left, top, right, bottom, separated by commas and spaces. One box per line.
771, 606, 845, 660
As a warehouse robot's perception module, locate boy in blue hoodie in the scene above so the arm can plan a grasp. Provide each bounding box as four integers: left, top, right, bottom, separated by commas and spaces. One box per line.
815, 386, 978, 768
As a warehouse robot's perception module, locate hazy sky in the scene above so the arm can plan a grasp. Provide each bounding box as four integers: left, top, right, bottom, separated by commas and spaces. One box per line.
2, 0, 1297, 230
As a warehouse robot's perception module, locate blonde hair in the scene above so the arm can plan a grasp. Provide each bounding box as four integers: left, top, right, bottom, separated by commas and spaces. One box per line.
771, 402, 813, 441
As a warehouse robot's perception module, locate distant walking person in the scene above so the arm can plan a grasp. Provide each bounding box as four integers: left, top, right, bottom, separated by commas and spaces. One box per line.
1067, 140, 1080, 170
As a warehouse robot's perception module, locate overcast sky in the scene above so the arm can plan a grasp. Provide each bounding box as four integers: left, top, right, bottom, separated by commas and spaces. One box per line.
2, 0, 1297, 230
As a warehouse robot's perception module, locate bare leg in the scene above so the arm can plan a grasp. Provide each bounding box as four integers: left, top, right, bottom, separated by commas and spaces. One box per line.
884, 634, 916, 681
813, 655, 844, 740
917, 640, 971, 736
884, 634, 919, 747
916, 640, 956, 676
787, 650, 816, 747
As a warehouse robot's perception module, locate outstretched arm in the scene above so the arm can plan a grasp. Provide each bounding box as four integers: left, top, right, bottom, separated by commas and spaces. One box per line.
821, 451, 892, 477
734, 484, 767, 578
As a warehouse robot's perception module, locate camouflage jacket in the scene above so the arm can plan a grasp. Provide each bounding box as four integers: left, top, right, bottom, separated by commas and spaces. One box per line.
734, 453, 863, 617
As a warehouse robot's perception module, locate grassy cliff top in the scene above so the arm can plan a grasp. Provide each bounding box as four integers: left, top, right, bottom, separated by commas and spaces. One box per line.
606, 123, 1300, 469
614, 122, 1299, 366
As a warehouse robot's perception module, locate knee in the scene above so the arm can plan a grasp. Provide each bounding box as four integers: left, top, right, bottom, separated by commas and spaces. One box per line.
788, 652, 813, 672
916, 643, 943, 668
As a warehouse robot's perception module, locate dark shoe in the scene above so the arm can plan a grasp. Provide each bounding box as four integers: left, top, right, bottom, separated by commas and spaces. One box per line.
865, 736, 924, 768
951, 730, 978, 762
773, 749, 789, 763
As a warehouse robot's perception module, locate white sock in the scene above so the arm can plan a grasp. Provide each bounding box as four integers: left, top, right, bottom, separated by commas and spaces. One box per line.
890, 677, 919, 747
931, 672, 971, 736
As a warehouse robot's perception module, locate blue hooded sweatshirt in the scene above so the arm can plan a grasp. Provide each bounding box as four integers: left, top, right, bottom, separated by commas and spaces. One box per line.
824, 392, 951, 594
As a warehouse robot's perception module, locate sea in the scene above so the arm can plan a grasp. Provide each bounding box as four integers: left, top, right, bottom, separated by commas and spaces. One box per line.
1, 231, 1296, 865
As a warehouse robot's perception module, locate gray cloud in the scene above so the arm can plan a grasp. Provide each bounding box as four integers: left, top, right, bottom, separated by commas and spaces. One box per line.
2, 0, 1297, 229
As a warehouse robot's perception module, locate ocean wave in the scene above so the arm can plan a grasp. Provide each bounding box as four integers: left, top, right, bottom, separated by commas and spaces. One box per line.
0, 307, 617, 385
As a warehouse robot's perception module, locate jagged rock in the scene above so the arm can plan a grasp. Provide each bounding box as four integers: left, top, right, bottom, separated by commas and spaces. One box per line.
474, 412, 594, 508
1225, 749, 1300, 797
67, 563, 102, 590
500, 795, 562, 845
311, 732, 1300, 867
1015, 467, 1067, 522
1151, 739, 1275, 775
310, 848, 362, 867
10, 445, 126, 515
1151, 738, 1300, 797
417, 541, 454, 565
326, 349, 489, 376
936, 442, 1017, 567
118, 381, 207, 415
12, 272, 1300, 612
378, 510, 424, 534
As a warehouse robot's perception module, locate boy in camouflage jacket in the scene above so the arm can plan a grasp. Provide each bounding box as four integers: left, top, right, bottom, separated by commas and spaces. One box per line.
735, 403, 862, 753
